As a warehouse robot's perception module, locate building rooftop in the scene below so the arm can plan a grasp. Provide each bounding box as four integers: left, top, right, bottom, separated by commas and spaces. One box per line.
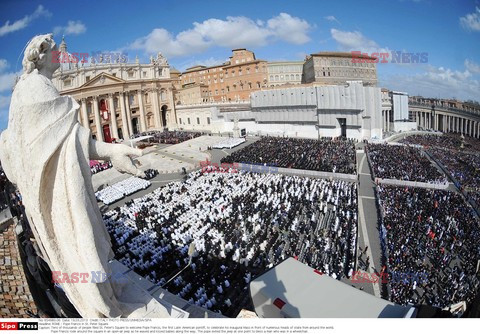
310, 51, 377, 60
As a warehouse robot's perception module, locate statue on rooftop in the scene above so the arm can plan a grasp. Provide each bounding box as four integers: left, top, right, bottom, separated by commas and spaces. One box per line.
0, 34, 168, 318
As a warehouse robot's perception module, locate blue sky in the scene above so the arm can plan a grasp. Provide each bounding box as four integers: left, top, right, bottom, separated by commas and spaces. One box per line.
0, 0, 479, 130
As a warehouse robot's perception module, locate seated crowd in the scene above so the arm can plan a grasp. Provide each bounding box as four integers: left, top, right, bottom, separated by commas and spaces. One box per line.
428, 148, 480, 209
378, 185, 480, 308
131, 130, 202, 144
103, 168, 358, 317
90, 160, 113, 175
400, 133, 480, 154
212, 137, 246, 149
95, 177, 151, 205
221, 137, 357, 174
400, 134, 480, 210
366, 143, 447, 184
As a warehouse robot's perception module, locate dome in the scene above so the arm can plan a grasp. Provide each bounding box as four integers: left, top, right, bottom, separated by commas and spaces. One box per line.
57, 36, 75, 72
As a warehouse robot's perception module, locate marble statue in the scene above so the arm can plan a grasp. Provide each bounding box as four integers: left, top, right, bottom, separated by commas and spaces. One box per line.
0, 34, 168, 318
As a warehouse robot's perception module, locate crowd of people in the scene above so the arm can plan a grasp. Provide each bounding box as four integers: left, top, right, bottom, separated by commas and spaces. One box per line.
378, 185, 480, 308
221, 137, 357, 174
400, 134, 480, 154
212, 137, 246, 149
90, 160, 113, 175
399, 134, 480, 210
427, 148, 480, 209
366, 143, 447, 184
103, 168, 358, 317
131, 130, 202, 145
95, 177, 151, 205
143, 169, 159, 180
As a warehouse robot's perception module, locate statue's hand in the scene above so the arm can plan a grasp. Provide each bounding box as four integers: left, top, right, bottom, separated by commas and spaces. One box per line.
110, 145, 145, 177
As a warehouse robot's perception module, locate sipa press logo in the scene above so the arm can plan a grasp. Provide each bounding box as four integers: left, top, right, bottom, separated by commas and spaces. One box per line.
0, 322, 38, 330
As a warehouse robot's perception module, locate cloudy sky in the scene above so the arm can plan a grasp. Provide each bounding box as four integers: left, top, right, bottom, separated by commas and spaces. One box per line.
0, 0, 479, 130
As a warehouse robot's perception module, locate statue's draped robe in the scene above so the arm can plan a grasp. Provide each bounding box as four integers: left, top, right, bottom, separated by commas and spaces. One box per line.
0, 70, 160, 318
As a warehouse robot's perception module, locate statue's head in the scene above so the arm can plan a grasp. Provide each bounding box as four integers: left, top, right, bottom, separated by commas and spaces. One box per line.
22, 34, 59, 76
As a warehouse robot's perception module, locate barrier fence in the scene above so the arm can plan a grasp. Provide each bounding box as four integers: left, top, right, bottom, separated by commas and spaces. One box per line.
374, 177, 449, 190
236, 163, 357, 181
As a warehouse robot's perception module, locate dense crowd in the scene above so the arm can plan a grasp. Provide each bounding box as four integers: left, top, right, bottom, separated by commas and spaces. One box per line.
400, 134, 480, 209
378, 185, 480, 308
131, 130, 202, 144
221, 137, 357, 174
428, 148, 480, 208
367, 143, 447, 183
212, 137, 246, 149
400, 134, 480, 154
95, 177, 151, 205
103, 168, 358, 317
143, 169, 159, 180
90, 160, 113, 174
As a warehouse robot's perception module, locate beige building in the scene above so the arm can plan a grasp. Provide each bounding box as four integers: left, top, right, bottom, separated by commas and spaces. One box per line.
179, 49, 268, 103
302, 52, 377, 86
177, 83, 209, 105
52, 38, 180, 142
267, 61, 304, 87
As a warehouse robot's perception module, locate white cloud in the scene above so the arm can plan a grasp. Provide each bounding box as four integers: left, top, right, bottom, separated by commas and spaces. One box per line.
0, 5, 51, 37
128, 13, 312, 58
324, 16, 340, 24
0, 59, 8, 72
266, 13, 311, 44
460, 7, 480, 32
0, 59, 20, 93
0, 72, 18, 93
53, 20, 87, 36
330, 28, 389, 54
465, 59, 480, 74
381, 65, 480, 102
0, 95, 11, 109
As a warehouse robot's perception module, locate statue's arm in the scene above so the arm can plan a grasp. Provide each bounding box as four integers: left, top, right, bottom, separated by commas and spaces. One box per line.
89, 138, 144, 177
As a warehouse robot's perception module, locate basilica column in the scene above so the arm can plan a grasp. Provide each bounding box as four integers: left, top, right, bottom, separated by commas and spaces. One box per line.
92, 97, 104, 142
387, 110, 390, 132
119, 92, 131, 139
124, 92, 134, 136
80, 98, 89, 130
168, 87, 176, 128
383, 110, 386, 131
137, 90, 147, 132
151, 88, 162, 129
108, 93, 119, 139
